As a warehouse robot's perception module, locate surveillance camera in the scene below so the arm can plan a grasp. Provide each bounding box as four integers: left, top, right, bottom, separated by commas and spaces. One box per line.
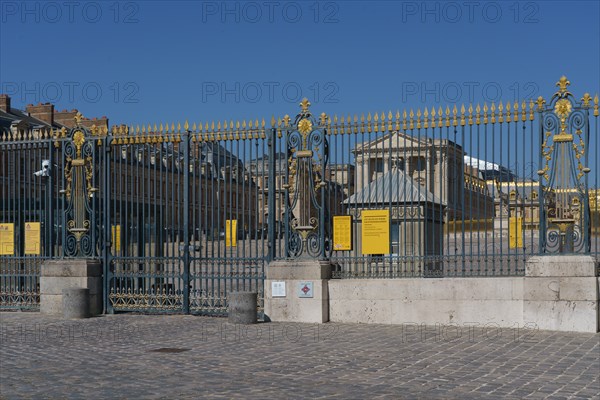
33, 160, 51, 177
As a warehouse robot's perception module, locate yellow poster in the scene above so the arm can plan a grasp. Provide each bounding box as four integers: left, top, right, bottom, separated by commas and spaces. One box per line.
362, 210, 390, 255
226, 219, 237, 247
333, 216, 352, 251
24, 222, 41, 255
509, 217, 523, 249
112, 225, 121, 252
0, 223, 15, 256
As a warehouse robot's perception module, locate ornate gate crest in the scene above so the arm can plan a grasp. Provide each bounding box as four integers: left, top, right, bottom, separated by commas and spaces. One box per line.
58, 113, 99, 257
538, 76, 595, 253
282, 99, 329, 258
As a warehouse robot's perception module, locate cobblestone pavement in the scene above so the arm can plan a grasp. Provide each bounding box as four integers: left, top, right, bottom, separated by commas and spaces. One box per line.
1, 312, 598, 399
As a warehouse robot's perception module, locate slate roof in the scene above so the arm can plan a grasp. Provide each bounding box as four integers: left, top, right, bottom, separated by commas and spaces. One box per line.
343, 168, 445, 206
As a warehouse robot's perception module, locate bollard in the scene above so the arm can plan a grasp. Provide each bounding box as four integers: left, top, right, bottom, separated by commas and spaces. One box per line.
62, 288, 90, 319
228, 291, 258, 324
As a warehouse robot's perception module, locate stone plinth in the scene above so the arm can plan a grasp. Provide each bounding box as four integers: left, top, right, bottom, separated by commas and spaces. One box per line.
264, 260, 331, 323
523, 256, 599, 333
62, 288, 90, 319
228, 291, 258, 324
40, 259, 102, 316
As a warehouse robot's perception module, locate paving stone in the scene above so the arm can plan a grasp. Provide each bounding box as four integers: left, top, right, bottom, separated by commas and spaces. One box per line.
0, 312, 598, 399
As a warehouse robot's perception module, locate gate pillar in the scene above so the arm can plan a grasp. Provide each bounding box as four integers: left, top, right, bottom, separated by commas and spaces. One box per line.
40, 259, 102, 316
264, 260, 331, 323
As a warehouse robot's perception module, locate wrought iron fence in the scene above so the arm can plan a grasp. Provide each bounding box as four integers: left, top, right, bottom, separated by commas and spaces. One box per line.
1, 76, 598, 312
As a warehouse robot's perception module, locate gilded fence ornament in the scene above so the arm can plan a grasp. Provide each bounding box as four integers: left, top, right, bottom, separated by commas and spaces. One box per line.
60, 114, 99, 257
538, 76, 592, 254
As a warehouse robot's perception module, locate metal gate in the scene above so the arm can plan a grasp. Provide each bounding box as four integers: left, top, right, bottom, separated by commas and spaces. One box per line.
1, 76, 598, 312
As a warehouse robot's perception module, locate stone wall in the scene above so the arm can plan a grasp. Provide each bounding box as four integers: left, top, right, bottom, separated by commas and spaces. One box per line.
326, 256, 599, 333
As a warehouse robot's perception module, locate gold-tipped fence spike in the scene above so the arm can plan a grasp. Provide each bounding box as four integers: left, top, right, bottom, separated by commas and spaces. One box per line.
211, 121, 215, 131
416, 109, 422, 129
516, 101, 521, 122
515, 100, 527, 121
594, 94, 599, 117
261, 118, 265, 128
271, 116, 276, 127
529, 99, 535, 120
185, 120, 189, 131
177, 122, 181, 132
475, 104, 481, 125
171, 123, 175, 133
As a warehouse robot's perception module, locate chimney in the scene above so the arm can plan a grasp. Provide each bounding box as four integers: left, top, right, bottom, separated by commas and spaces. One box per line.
26, 102, 54, 125
54, 109, 78, 128
0, 94, 10, 113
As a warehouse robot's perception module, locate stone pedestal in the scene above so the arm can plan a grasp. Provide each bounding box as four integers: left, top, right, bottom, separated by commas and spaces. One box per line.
40, 259, 102, 316
228, 291, 258, 324
62, 288, 90, 319
523, 256, 599, 333
264, 260, 331, 323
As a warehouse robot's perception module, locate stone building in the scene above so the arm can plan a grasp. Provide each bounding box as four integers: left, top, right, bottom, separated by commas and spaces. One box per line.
352, 131, 494, 222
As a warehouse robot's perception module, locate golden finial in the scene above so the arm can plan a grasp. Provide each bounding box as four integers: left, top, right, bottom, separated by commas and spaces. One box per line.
594, 94, 599, 117
319, 112, 327, 126
176, 122, 180, 132
416, 109, 422, 129
74, 111, 83, 126
437, 106, 443, 127
367, 113, 372, 133
452, 105, 458, 127
556, 75, 570, 95
373, 112, 379, 132
270, 116, 276, 127
581, 93, 592, 108
346, 114, 352, 134
210, 121, 215, 131
430, 107, 436, 128
536, 96, 545, 111
387, 111, 393, 131
171, 123, 175, 133
520, 101, 526, 122
529, 99, 535, 121
184, 120, 189, 131
283, 115, 290, 127
490, 103, 496, 123
408, 109, 414, 130
474, 104, 480, 125
300, 98, 311, 113
394, 110, 400, 131
498, 102, 505, 123
462, 104, 473, 125
423, 108, 429, 129
402, 110, 407, 130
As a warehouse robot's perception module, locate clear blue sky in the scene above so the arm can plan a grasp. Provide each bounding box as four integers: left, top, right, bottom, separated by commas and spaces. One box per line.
1, 0, 599, 126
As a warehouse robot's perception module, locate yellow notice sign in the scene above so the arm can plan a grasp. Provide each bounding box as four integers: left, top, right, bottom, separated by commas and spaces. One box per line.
24, 222, 41, 255
226, 219, 237, 247
111, 225, 121, 252
509, 217, 523, 249
362, 210, 390, 255
333, 216, 352, 251
0, 223, 15, 256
